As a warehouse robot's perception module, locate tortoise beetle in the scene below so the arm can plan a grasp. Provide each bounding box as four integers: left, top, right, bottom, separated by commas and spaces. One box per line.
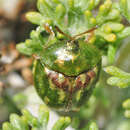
33, 25, 101, 112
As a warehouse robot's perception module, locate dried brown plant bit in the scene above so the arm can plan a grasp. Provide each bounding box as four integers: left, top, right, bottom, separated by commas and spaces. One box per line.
0, 81, 4, 88
0, 63, 5, 73
0, 0, 25, 20
21, 67, 33, 84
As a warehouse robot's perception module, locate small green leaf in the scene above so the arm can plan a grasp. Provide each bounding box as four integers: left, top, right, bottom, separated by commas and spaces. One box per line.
107, 77, 130, 88
104, 66, 130, 78
52, 117, 71, 130
55, 4, 66, 19
37, 0, 54, 19
119, 0, 130, 21
117, 27, 130, 39
108, 45, 116, 64
104, 66, 130, 88
16, 43, 34, 56
22, 109, 39, 128
26, 12, 44, 25
103, 22, 124, 32
38, 105, 49, 130
81, 121, 99, 130
13, 93, 27, 109
10, 114, 29, 130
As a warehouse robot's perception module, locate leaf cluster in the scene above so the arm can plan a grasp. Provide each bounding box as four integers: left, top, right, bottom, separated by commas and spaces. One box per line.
2, 104, 99, 130
17, 0, 130, 62
2, 105, 71, 130
104, 66, 130, 88
104, 66, 130, 118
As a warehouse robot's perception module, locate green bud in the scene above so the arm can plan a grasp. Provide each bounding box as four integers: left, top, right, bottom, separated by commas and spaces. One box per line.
88, 0, 95, 10
104, 0, 112, 11
88, 36, 96, 44
90, 18, 97, 25
107, 9, 120, 21
103, 25, 112, 34
84, 10, 92, 18
25, 39, 33, 47
104, 22, 124, 33
99, 5, 106, 14
104, 33, 116, 42
68, 0, 74, 9
55, 4, 66, 18
57, 32, 65, 39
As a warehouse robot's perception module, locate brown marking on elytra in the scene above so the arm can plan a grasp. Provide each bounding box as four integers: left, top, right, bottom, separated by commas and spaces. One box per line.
46, 68, 97, 111
75, 77, 83, 89
85, 74, 91, 85
47, 69, 96, 94
47, 72, 69, 91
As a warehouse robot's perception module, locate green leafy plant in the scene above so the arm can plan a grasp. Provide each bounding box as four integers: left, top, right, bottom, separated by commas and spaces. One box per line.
2, 105, 71, 130
104, 66, 130, 119
2, 104, 99, 130
17, 0, 130, 57
104, 66, 130, 88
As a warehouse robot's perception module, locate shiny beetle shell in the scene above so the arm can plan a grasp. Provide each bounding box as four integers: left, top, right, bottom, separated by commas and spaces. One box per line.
33, 39, 101, 111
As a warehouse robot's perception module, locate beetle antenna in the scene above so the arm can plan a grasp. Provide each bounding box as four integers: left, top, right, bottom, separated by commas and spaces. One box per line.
55, 26, 74, 41
72, 26, 98, 39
